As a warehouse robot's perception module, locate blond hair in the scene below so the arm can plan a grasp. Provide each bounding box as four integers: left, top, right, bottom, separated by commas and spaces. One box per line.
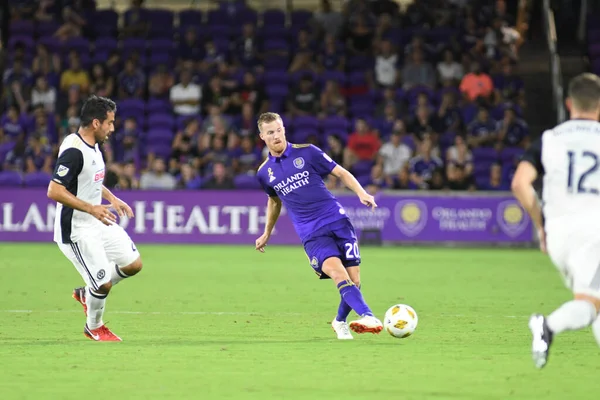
257, 112, 282, 131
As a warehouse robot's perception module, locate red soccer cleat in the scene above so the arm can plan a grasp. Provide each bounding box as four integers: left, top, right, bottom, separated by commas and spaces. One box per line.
72, 287, 88, 316
84, 324, 122, 342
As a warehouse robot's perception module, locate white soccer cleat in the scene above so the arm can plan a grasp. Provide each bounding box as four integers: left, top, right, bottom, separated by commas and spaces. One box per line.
331, 319, 354, 340
349, 315, 383, 334
528, 314, 553, 369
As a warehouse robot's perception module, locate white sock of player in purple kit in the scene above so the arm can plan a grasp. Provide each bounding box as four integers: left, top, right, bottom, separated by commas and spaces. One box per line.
110, 264, 131, 286
85, 287, 107, 330
546, 300, 597, 335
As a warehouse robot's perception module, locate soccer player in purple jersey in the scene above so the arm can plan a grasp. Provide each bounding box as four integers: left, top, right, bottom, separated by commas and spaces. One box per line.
254, 112, 383, 339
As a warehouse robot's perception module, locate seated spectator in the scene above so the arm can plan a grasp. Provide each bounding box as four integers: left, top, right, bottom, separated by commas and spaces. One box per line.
31, 76, 56, 113
377, 130, 412, 181
90, 63, 115, 99
286, 75, 319, 117
234, 23, 261, 70
176, 163, 199, 189
3, 59, 32, 113
232, 136, 262, 175
408, 135, 443, 190
320, 80, 346, 117
435, 91, 462, 133
178, 27, 204, 64
402, 50, 436, 90
365, 163, 388, 193
238, 72, 269, 115
496, 107, 529, 148
32, 44, 61, 77
467, 107, 497, 148
493, 63, 525, 106
118, 58, 145, 99
459, 61, 494, 102
120, 0, 149, 39
408, 105, 437, 142
199, 136, 232, 173
376, 87, 407, 117
148, 64, 175, 99
313, 0, 344, 39
479, 162, 510, 191
202, 76, 231, 114
54, 1, 88, 41
140, 158, 176, 190
60, 53, 90, 94
392, 164, 412, 190
200, 40, 227, 73
326, 134, 345, 165
114, 117, 140, 165
236, 102, 258, 137
1, 105, 26, 142
445, 135, 475, 191
25, 135, 53, 174
170, 70, 202, 116
437, 49, 464, 86
319, 34, 345, 71
344, 119, 381, 168
346, 15, 374, 55
374, 40, 399, 88
203, 162, 235, 189
171, 118, 200, 166
3, 137, 26, 172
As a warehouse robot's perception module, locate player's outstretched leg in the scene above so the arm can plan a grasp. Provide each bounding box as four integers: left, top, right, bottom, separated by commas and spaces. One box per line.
84, 283, 122, 342
332, 267, 362, 340
323, 258, 382, 335
529, 298, 598, 368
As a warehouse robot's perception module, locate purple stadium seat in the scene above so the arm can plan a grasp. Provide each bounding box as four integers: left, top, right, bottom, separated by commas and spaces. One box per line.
122, 38, 146, 53
37, 36, 61, 53
461, 104, 478, 124
472, 147, 500, 162
320, 70, 346, 85
9, 36, 34, 50
234, 174, 261, 190
147, 99, 171, 114
36, 21, 60, 37
0, 171, 23, 187
237, 9, 258, 25
263, 55, 289, 70
93, 10, 119, 37
263, 39, 289, 52
265, 85, 289, 99
292, 116, 319, 131
291, 10, 313, 29
207, 9, 229, 25
356, 174, 372, 187
263, 70, 289, 86
146, 129, 174, 146
186, 176, 203, 190
150, 52, 173, 67
500, 148, 524, 164
474, 163, 492, 178
9, 20, 34, 36
64, 37, 90, 55
149, 39, 174, 53
147, 115, 175, 130
146, 144, 172, 160
23, 172, 52, 188
263, 9, 286, 27
95, 37, 118, 53
209, 25, 230, 39
119, 99, 145, 115
589, 43, 600, 57
321, 116, 350, 133
147, 9, 174, 34
179, 9, 203, 28
293, 129, 319, 144
352, 160, 375, 176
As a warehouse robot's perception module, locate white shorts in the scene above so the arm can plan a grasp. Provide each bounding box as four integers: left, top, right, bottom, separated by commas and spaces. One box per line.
57, 224, 140, 291
546, 219, 600, 298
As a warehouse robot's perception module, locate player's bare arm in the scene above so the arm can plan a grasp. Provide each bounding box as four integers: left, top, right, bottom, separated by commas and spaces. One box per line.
331, 165, 377, 210
47, 180, 116, 226
102, 185, 134, 218
511, 161, 545, 252
255, 196, 282, 253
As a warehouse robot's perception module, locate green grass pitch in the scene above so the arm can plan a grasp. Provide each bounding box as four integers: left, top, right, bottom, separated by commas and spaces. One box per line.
0, 243, 598, 400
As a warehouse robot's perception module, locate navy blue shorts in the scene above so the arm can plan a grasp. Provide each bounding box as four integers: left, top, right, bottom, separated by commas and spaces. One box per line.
302, 218, 361, 279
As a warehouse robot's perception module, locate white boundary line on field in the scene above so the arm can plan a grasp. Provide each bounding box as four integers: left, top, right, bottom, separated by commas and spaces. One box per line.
0, 310, 524, 318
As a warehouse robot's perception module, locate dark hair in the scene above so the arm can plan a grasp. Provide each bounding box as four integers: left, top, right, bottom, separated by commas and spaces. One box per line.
568, 73, 600, 112
80, 95, 117, 127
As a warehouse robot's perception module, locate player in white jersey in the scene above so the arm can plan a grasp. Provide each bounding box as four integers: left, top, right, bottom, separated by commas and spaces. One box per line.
512, 73, 600, 368
48, 95, 143, 342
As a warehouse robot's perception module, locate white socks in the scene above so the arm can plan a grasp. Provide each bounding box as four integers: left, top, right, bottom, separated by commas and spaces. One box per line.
546, 300, 597, 335
110, 264, 130, 286
86, 287, 107, 330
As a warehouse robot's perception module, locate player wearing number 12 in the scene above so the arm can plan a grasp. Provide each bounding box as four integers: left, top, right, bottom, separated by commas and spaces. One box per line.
255, 112, 383, 340
512, 73, 600, 368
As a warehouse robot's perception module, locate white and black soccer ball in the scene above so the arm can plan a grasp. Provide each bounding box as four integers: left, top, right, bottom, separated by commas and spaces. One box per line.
384, 304, 418, 338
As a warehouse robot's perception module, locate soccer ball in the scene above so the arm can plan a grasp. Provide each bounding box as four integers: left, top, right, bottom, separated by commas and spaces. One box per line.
384, 304, 418, 338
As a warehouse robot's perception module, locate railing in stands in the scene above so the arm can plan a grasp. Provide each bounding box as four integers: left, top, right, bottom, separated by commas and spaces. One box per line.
543, 0, 567, 123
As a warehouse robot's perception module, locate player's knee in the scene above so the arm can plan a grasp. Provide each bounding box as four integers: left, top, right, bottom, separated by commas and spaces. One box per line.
97, 281, 113, 295
121, 257, 143, 276
575, 293, 600, 313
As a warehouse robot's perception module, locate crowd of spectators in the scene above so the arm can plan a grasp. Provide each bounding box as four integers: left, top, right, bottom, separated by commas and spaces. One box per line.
0, 0, 528, 193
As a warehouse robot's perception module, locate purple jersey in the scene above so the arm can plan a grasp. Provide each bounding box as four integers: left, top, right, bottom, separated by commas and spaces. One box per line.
257, 143, 349, 243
